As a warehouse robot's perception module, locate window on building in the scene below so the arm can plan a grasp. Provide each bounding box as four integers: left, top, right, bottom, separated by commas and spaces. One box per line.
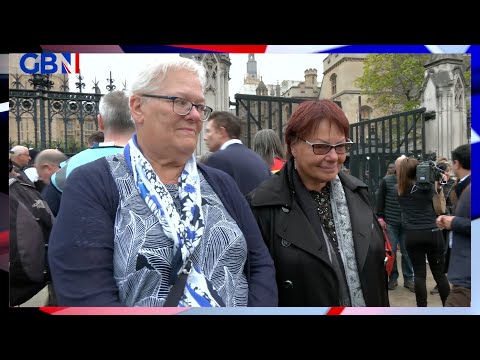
360, 105, 373, 121
20, 117, 34, 143
330, 74, 337, 95
83, 119, 96, 144
66, 119, 76, 144
19, 120, 26, 143
454, 79, 464, 109
66, 120, 75, 134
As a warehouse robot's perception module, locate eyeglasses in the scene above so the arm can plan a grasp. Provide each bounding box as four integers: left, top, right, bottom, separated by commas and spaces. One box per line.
298, 137, 353, 155
141, 94, 213, 122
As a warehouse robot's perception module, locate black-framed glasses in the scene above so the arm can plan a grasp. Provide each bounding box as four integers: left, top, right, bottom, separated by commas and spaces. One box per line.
298, 137, 353, 155
141, 94, 213, 121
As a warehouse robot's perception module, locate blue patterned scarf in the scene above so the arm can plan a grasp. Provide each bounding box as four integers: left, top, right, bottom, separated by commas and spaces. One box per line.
124, 135, 223, 307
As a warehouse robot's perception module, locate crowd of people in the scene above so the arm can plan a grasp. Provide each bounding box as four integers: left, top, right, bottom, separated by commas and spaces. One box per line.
6, 56, 471, 308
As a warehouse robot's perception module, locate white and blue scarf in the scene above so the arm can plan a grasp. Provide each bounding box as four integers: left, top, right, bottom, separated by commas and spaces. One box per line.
124, 135, 222, 307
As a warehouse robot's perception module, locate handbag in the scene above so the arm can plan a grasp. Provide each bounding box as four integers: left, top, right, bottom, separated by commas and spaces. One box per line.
382, 227, 395, 277
433, 187, 447, 215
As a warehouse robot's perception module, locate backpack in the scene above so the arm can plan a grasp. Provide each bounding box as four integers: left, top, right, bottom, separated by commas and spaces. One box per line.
9, 177, 54, 306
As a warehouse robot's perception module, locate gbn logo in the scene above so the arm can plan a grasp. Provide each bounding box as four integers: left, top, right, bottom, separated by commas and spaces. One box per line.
19, 53, 80, 74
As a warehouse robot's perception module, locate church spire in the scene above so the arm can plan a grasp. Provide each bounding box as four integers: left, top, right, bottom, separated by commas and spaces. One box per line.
247, 54, 258, 79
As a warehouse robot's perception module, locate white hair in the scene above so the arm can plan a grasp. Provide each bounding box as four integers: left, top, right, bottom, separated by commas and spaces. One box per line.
128, 56, 206, 98
10, 145, 28, 155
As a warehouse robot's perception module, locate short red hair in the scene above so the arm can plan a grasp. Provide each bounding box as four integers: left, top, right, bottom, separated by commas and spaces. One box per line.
285, 100, 349, 159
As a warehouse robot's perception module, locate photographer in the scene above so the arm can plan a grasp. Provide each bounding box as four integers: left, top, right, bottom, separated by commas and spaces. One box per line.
396, 157, 450, 307
429, 160, 456, 296
436, 161, 456, 215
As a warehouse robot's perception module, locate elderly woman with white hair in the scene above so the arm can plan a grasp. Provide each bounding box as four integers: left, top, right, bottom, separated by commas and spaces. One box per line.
48, 57, 278, 307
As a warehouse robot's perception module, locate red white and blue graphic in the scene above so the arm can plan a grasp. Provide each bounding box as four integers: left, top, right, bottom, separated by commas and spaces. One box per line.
18, 52, 80, 75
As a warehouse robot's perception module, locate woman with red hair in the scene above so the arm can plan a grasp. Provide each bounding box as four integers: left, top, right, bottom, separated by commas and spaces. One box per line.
247, 100, 389, 307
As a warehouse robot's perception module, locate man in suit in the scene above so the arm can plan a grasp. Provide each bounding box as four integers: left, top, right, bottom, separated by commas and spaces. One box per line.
436, 184, 470, 306
450, 144, 471, 200
435, 143, 471, 306
204, 111, 271, 196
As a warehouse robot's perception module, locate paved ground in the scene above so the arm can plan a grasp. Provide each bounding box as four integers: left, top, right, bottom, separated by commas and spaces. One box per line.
388, 249, 443, 307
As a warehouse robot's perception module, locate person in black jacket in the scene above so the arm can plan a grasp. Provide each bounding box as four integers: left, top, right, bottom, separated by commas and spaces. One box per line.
396, 157, 450, 306
247, 99, 389, 307
9, 173, 55, 306
376, 155, 414, 292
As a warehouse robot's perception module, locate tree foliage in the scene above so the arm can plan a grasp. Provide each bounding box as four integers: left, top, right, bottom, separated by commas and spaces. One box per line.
355, 54, 431, 114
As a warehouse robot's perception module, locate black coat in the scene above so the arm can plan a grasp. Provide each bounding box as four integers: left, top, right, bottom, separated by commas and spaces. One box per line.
246, 163, 389, 307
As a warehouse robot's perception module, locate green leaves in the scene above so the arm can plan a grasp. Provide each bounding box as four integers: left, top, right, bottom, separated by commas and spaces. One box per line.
355, 54, 430, 114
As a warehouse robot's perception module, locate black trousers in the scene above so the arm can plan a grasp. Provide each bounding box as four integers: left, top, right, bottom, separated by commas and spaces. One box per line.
442, 229, 450, 273
405, 228, 450, 306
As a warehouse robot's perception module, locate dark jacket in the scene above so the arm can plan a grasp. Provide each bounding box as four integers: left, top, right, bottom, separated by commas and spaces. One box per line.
205, 143, 271, 196
11, 161, 35, 187
9, 175, 54, 306
448, 184, 471, 288
454, 175, 470, 201
246, 161, 389, 307
376, 175, 402, 225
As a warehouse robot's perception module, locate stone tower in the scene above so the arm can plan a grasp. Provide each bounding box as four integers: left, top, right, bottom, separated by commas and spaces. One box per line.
421, 54, 468, 159
246, 54, 258, 80
304, 68, 318, 87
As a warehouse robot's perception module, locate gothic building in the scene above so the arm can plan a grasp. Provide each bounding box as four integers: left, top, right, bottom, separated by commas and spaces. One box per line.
232, 54, 323, 148
318, 54, 386, 123
421, 54, 469, 158
180, 53, 231, 154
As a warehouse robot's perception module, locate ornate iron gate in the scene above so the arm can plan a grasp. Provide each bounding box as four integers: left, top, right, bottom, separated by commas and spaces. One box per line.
232, 95, 431, 203
348, 108, 433, 203
233, 93, 304, 147
9, 73, 110, 155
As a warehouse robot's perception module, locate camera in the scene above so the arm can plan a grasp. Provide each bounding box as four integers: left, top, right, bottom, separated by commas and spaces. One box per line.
416, 160, 443, 189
